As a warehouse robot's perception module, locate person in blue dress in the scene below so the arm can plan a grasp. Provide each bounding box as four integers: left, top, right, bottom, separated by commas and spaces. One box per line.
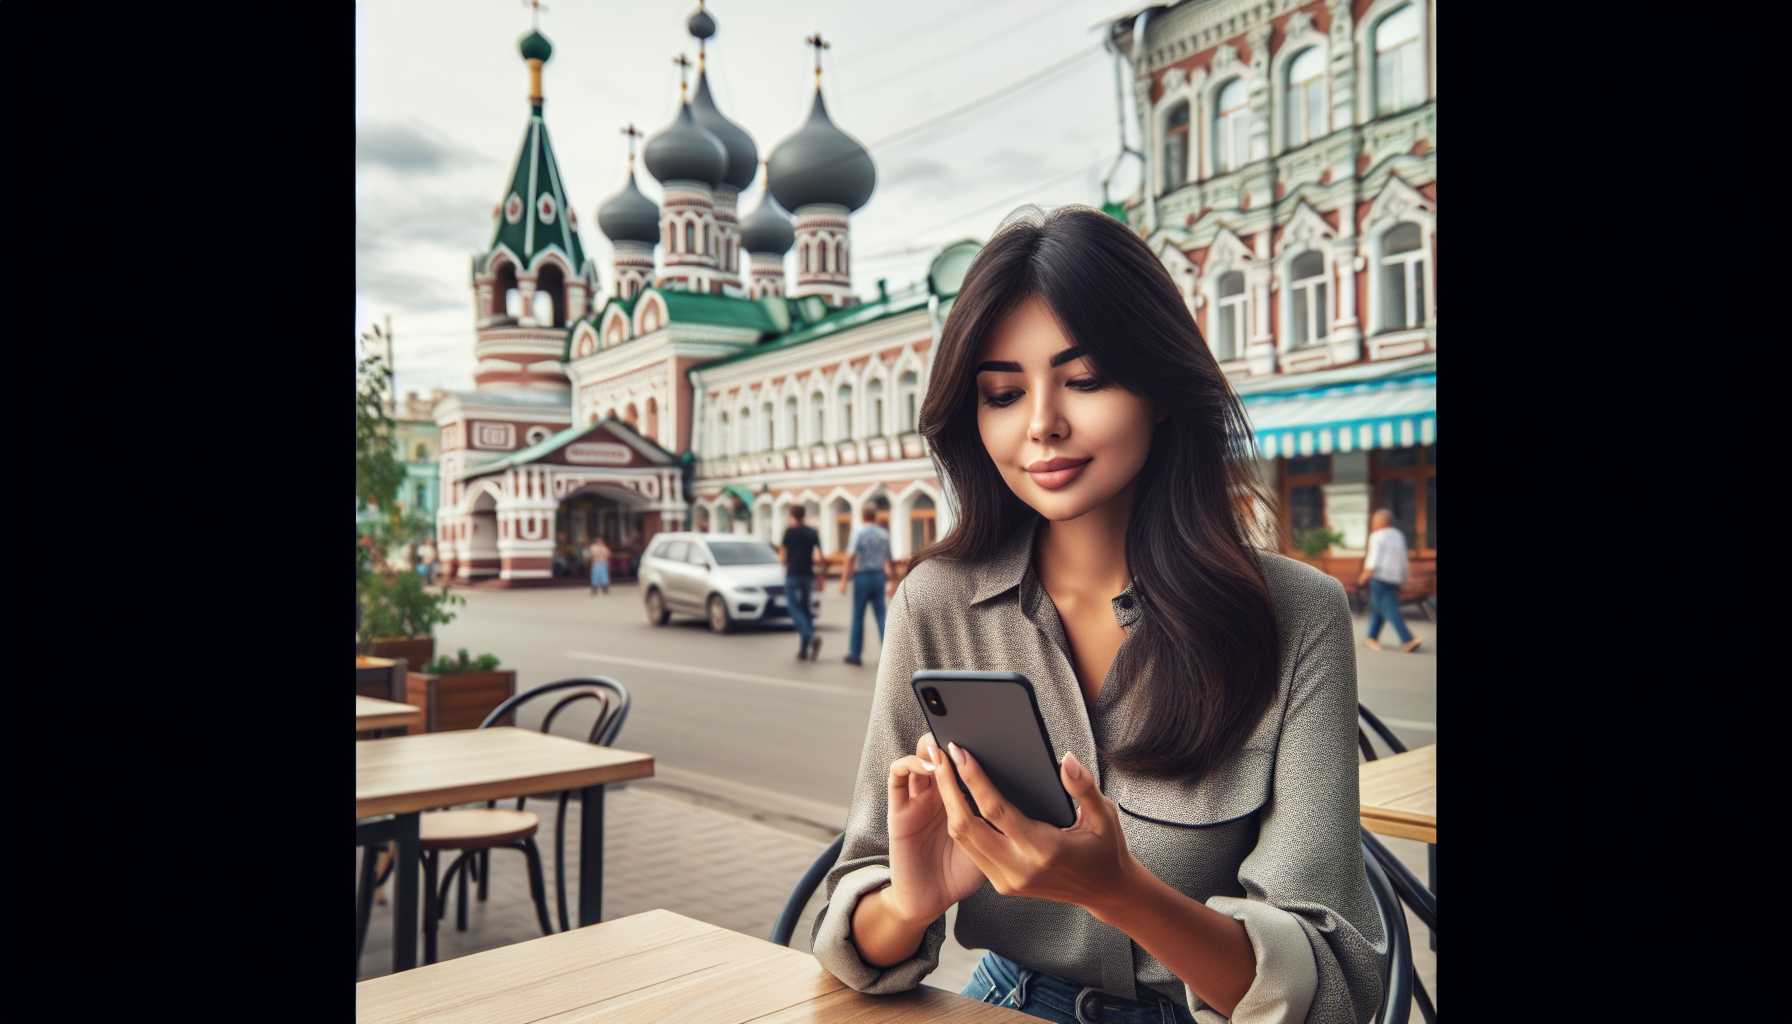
588, 537, 612, 596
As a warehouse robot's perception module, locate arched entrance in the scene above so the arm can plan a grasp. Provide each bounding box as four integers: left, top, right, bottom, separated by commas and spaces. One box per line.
555, 482, 655, 581
465, 487, 501, 579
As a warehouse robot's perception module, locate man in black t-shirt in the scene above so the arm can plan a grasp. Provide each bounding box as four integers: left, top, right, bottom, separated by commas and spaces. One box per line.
780, 507, 823, 661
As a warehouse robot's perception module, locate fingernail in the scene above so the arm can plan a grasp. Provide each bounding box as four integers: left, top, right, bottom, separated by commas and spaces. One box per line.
1063, 752, 1082, 781
948, 742, 965, 766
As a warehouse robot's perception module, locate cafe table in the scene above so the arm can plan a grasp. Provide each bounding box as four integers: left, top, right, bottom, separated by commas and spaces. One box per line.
356, 727, 654, 974
1358, 742, 1436, 844
356, 908, 1033, 1023
355, 695, 424, 735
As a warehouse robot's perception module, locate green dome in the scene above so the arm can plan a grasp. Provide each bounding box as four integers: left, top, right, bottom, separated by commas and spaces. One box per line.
519, 30, 553, 62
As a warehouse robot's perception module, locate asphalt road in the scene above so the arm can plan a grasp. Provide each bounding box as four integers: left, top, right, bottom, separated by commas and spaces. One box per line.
434, 580, 1438, 830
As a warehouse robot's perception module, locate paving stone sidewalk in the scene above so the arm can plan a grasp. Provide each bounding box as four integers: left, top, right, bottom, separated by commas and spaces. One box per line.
358, 780, 1436, 1020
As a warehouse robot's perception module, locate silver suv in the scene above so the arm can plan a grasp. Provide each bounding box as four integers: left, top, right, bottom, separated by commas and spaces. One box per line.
638, 532, 822, 634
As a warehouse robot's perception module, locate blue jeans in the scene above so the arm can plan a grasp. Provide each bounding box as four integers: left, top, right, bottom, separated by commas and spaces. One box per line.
961, 952, 1198, 1024
847, 570, 887, 660
1366, 578, 1414, 644
785, 574, 815, 646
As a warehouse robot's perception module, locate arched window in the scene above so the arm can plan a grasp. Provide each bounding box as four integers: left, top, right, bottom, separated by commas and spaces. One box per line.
646, 397, 659, 440
1287, 47, 1327, 148
739, 407, 752, 453
719, 411, 731, 456
867, 378, 885, 437
785, 395, 799, 448
898, 371, 919, 433
1374, 4, 1424, 115
1289, 250, 1329, 348
908, 493, 937, 554
702, 222, 710, 256
1163, 101, 1191, 190
535, 262, 567, 327
811, 390, 826, 442
1214, 79, 1251, 174
801, 243, 811, 274
491, 260, 519, 317
684, 221, 696, 255
1215, 270, 1247, 361
1379, 222, 1427, 330
819, 241, 830, 274
414, 443, 429, 461
761, 400, 774, 449
836, 384, 854, 439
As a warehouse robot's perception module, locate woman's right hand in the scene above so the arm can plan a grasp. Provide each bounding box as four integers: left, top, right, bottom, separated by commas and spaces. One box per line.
884, 733, 986, 925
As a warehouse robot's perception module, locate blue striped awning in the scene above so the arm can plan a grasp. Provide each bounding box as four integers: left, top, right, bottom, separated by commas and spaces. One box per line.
1241, 372, 1435, 458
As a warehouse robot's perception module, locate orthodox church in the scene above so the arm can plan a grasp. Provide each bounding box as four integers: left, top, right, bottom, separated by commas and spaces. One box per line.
434, 5, 965, 585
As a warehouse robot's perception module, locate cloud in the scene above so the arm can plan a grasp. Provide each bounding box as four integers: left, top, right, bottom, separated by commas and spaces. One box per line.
357, 266, 468, 316
357, 190, 495, 255
882, 157, 959, 190
357, 121, 490, 175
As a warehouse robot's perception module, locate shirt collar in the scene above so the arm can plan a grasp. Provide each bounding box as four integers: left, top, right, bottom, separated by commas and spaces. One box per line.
969, 515, 1142, 627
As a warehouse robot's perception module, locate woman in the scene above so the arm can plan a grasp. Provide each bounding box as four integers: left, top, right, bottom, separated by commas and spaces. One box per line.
588, 536, 612, 596
809, 207, 1382, 1024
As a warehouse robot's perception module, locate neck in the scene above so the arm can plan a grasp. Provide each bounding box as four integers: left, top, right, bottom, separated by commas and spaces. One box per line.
1034, 480, 1136, 599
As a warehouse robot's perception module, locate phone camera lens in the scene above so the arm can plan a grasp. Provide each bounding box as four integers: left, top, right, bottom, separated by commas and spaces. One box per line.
921, 687, 947, 715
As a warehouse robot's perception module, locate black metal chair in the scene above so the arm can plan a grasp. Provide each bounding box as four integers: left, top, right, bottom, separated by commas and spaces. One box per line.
1358, 703, 1438, 1022
354, 677, 630, 966
771, 833, 1415, 1023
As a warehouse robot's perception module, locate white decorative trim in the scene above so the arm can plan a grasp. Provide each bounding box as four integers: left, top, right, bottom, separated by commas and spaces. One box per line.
505, 192, 524, 224
1356, 0, 1429, 123
524, 426, 552, 446
1363, 176, 1435, 338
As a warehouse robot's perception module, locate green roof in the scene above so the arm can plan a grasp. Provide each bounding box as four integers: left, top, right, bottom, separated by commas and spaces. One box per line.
658, 290, 780, 333
690, 282, 934, 374
484, 109, 588, 276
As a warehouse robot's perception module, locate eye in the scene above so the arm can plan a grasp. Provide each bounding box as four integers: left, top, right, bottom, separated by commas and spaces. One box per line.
1068, 376, 1109, 392
980, 390, 1021, 408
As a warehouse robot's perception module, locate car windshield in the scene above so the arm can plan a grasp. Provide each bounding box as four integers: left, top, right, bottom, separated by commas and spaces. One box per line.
706, 541, 780, 566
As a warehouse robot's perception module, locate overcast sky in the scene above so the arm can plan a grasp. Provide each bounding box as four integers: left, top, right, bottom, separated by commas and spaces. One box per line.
355, 0, 1146, 397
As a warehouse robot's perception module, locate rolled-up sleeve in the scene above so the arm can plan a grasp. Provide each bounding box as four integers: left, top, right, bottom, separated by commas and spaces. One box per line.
809, 583, 949, 993
1191, 576, 1385, 1024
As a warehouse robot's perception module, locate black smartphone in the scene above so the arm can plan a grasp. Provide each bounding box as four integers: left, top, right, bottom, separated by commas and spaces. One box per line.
910, 670, 1077, 829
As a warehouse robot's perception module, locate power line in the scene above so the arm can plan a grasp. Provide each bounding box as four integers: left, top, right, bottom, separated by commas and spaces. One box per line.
849, 0, 1091, 97
853, 155, 1108, 262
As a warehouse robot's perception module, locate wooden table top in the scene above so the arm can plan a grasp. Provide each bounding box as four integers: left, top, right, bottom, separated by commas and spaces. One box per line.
356, 656, 398, 668
355, 727, 654, 819
1359, 743, 1436, 844
356, 908, 1032, 1023
355, 696, 424, 734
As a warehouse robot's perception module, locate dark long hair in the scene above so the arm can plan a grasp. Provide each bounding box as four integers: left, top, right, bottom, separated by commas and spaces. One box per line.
911, 205, 1280, 783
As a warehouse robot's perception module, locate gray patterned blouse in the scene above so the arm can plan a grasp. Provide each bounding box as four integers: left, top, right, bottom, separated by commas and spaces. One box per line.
810, 515, 1384, 1023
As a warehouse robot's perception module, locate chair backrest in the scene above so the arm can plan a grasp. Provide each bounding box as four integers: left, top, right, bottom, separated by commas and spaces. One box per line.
480, 677, 631, 747
1356, 703, 1408, 763
1362, 839, 1414, 1024
771, 832, 845, 947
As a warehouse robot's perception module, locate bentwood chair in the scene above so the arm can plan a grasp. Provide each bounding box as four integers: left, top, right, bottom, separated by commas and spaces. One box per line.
772, 833, 1415, 1024
355, 677, 631, 965
1358, 703, 1438, 1023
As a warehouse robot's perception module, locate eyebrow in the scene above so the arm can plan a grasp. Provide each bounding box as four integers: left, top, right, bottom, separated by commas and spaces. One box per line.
975, 346, 1087, 374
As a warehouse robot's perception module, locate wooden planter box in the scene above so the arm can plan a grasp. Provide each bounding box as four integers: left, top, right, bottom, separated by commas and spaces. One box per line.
405, 669, 516, 733
369, 635, 435, 670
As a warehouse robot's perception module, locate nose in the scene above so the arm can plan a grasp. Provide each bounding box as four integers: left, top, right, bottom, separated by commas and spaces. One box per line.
1026, 387, 1068, 444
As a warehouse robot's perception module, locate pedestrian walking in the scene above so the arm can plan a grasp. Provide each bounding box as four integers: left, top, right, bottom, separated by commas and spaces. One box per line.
839, 505, 896, 666
417, 537, 437, 585
588, 536, 612, 595
1358, 508, 1421, 652
780, 507, 823, 660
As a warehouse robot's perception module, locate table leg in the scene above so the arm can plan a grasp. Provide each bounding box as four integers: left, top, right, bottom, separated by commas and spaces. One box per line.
578, 784, 604, 926
392, 812, 421, 972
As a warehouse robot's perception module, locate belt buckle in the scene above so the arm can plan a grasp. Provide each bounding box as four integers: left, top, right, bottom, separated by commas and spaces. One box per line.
1074, 987, 1105, 1024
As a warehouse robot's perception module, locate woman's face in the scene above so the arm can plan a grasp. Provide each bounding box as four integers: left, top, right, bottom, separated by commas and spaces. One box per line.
975, 295, 1160, 522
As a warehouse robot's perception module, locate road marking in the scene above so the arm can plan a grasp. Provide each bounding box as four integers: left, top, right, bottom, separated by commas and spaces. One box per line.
1377, 716, 1436, 733
564, 650, 866, 697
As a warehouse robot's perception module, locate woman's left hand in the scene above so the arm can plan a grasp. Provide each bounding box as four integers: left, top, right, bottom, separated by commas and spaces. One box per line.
927, 742, 1136, 915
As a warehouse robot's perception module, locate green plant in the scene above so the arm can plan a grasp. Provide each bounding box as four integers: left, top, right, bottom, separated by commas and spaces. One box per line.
1292, 526, 1347, 559
358, 569, 465, 648
421, 648, 502, 674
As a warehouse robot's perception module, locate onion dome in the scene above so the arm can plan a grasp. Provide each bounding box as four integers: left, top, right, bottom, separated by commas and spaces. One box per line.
690, 71, 758, 191
597, 167, 660, 245
687, 5, 716, 42
767, 90, 876, 213
644, 102, 728, 187
519, 30, 553, 62
739, 189, 795, 255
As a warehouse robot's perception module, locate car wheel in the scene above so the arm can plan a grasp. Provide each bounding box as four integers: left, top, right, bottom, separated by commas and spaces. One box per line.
707, 594, 733, 634
644, 587, 671, 625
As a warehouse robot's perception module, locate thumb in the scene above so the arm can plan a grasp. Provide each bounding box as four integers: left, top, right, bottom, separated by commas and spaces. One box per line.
1060, 751, 1100, 802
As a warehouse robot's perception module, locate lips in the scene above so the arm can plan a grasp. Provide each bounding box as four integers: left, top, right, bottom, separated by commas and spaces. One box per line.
1025, 457, 1091, 491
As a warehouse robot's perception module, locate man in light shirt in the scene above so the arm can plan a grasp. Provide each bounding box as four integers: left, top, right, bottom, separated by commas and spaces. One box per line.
838, 505, 898, 667
1357, 508, 1421, 653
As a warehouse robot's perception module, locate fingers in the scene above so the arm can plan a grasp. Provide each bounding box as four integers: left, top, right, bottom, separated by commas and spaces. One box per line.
930, 744, 1002, 856
888, 754, 936, 807
1058, 751, 1112, 834
947, 743, 1036, 841
913, 732, 940, 761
